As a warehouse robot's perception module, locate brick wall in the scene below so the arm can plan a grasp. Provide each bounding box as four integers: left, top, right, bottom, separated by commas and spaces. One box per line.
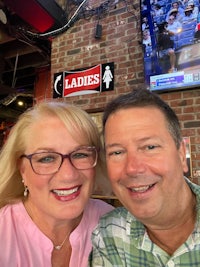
161, 90, 200, 183
51, 0, 144, 108
48, 0, 200, 182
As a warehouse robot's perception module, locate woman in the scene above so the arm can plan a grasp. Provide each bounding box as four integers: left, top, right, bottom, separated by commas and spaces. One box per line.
0, 101, 113, 267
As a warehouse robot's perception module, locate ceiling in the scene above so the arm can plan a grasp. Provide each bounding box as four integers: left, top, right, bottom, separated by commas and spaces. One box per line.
0, 0, 114, 124
0, 0, 108, 125
0, 0, 68, 123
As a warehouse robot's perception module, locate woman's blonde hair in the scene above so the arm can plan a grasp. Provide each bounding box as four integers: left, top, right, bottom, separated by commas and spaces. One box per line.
0, 101, 103, 208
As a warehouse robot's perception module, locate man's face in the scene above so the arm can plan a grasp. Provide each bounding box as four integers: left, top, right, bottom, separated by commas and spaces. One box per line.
104, 107, 188, 225
143, 30, 149, 40
168, 16, 175, 24
172, 2, 178, 8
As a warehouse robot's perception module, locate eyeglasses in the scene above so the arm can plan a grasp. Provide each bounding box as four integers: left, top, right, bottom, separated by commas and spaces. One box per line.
20, 146, 98, 175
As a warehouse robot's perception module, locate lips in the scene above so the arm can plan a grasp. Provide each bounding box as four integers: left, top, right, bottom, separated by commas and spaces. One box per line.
129, 183, 155, 193
52, 186, 79, 197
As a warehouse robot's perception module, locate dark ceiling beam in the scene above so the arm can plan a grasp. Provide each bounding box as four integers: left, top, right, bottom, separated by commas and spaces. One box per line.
2, 44, 42, 59
0, 0, 53, 122
1, 38, 49, 58
0, 105, 21, 121
0, 83, 16, 94
3, 53, 50, 73
0, 24, 14, 44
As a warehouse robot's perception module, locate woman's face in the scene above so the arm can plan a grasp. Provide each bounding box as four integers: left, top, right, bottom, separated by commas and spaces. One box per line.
19, 116, 95, 226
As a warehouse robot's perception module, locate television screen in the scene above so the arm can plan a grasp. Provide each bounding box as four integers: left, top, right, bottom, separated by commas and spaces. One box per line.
141, 0, 200, 92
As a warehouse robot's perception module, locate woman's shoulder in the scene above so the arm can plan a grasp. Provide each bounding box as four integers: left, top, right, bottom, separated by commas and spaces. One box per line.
0, 201, 33, 229
87, 198, 114, 216
0, 201, 23, 217
70, 199, 114, 239
0, 202, 26, 235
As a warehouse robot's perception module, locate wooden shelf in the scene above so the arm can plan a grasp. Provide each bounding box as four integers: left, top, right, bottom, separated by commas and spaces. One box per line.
92, 194, 117, 199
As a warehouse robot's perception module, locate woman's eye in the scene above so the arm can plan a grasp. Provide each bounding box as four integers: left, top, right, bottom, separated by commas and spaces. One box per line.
72, 153, 88, 159
38, 156, 55, 163
37, 154, 57, 163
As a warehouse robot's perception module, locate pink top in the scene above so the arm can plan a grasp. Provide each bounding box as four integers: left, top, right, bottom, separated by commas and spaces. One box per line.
0, 198, 113, 267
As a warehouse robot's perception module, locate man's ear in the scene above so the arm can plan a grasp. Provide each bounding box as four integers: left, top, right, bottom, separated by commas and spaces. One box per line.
179, 140, 189, 174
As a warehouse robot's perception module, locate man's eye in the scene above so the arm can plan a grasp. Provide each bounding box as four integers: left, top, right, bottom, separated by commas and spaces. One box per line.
147, 145, 156, 150
107, 150, 123, 156
146, 145, 159, 150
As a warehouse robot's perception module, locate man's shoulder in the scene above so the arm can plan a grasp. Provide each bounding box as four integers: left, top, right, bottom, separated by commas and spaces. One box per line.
98, 206, 129, 227
91, 207, 129, 239
186, 177, 200, 196
102, 206, 128, 217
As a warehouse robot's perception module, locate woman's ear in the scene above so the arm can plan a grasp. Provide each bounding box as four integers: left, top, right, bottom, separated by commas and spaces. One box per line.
17, 158, 25, 177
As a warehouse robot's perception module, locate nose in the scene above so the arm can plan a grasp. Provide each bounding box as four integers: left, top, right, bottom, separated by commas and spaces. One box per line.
125, 152, 146, 176
56, 157, 78, 180
62, 156, 75, 167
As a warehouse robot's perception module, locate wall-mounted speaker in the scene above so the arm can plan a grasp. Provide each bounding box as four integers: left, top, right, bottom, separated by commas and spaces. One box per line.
95, 24, 102, 39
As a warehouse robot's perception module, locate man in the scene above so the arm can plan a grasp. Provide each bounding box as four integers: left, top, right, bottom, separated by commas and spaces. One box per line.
167, 14, 182, 34
142, 29, 152, 57
166, 1, 184, 22
185, 0, 199, 19
157, 22, 177, 73
182, 5, 197, 23
89, 89, 200, 266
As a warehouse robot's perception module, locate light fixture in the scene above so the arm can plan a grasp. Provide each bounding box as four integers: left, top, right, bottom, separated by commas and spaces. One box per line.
17, 100, 24, 107
0, 9, 7, 24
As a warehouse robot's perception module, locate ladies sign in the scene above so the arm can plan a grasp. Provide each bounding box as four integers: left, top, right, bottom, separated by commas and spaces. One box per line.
53, 62, 114, 98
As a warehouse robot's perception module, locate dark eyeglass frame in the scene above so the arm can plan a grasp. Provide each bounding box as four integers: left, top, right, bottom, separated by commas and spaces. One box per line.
20, 146, 98, 175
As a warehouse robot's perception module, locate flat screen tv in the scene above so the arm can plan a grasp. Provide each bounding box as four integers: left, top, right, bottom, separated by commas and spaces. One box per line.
141, 0, 200, 92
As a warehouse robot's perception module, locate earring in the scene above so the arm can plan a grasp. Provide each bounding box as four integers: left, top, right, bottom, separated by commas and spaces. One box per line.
22, 179, 29, 197
24, 186, 29, 197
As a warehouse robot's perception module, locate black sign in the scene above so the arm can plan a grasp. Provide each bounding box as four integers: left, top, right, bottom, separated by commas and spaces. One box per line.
53, 62, 114, 98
